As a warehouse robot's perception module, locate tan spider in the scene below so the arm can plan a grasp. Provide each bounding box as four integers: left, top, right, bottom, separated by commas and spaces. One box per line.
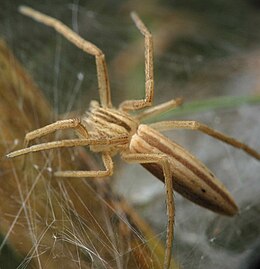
7, 6, 260, 269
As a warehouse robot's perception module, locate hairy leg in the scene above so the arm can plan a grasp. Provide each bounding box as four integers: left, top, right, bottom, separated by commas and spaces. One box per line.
136, 98, 183, 121
150, 120, 260, 160
121, 152, 174, 269
24, 119, 89, 148
119, 12, 154, 111
7, 136, 127, 158
19, 6, 112, 108
55, 152, 113, 177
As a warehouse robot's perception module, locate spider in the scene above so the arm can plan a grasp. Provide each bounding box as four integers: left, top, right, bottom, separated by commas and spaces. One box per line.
7, 6, 260, 269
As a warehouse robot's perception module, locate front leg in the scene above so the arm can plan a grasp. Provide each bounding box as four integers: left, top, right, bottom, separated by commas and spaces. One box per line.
7, 136, 127, 158
119, 12, 154, 111
24, 118, 89, 148
121, 152, 174, 269
19, 6, 112, 108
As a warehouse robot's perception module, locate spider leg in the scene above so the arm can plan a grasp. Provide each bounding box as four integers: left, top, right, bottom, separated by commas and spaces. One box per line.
24, 119, 88, 148
7, 136, 126, 158
55, 152, 113, 177
136, 98, 183, 121
19, 6, 112, 108
119, 12, 154, 111
150, 120, 260, 160
121, 152, 174, 269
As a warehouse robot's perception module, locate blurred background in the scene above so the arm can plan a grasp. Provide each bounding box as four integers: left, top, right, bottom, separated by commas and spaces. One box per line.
1, 0, 260, 268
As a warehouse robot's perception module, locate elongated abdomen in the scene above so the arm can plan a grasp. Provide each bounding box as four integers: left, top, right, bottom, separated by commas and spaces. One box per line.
129, 124, 238, 216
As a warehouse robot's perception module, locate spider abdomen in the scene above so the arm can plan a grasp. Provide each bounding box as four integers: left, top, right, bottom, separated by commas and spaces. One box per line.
130, 124, 238, 216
